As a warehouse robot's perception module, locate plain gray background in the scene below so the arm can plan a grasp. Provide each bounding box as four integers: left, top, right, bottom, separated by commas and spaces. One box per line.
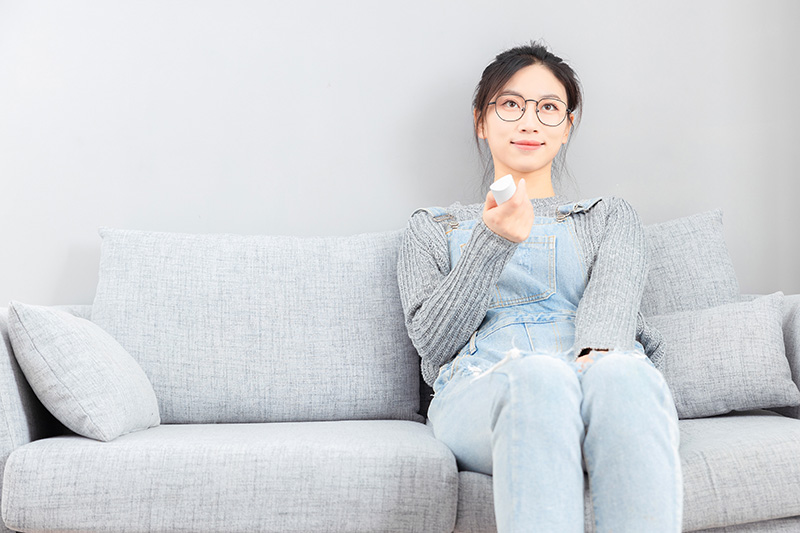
1, 0, 798, 305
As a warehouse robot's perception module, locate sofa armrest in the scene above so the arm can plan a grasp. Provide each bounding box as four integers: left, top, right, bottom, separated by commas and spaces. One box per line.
0, 307, 58, 532
770, 294, 800, 420
0, 305, 91, 528
0, 307, 62, 451
0, 304, 92, 447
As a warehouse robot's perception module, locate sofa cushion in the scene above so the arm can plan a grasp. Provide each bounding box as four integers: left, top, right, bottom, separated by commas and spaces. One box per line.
450, 410, 800, 533
679, 410, 800, 531
693, 517, 800, 533
90, 227, 422, 424
647, 293, 800, 419
2, 421, 458, 533
453, 470, 598, 532
642, 209, 740, 317
770, 294, 800, 420
6, 302, 160, 442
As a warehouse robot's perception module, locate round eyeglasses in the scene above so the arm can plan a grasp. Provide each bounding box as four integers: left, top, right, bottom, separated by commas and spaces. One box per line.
488, 94, 570, 127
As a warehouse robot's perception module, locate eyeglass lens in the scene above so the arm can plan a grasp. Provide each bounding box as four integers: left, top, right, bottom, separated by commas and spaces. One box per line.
494, 95, 567, 126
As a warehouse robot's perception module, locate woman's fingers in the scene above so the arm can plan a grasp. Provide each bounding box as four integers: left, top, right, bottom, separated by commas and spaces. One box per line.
485, 189, 498, 210
575, 352, 596, 373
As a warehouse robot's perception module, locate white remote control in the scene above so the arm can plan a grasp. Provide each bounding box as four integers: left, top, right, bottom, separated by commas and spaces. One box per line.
489, 174, 516, 205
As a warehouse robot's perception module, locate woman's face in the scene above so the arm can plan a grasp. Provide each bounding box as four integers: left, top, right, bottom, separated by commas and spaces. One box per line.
476, 63, 573, 180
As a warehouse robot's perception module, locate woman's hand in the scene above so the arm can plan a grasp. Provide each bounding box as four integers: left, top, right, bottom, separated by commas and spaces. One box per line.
575, 352, 595, 365
575, 349, 609, 373
482, 177, 535, 243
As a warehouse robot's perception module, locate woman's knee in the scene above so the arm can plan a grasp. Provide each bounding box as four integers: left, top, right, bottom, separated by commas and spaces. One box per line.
581, 351, 680, 445
492, 355, 581, 402
583, 351, 669, 399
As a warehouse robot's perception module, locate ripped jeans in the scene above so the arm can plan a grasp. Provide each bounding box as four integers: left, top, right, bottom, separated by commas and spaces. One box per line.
428, 341, 683, 532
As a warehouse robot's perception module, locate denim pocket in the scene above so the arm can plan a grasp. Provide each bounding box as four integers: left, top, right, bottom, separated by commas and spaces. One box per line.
434, 349, 471, 394
450, 223, 556, 309
488, 235, 556, 308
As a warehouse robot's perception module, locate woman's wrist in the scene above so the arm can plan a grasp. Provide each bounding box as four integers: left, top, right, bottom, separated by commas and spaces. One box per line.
578, 347, 609, 357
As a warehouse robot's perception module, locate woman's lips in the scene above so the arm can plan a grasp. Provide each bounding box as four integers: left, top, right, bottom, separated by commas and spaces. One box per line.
512, 141, 543, 151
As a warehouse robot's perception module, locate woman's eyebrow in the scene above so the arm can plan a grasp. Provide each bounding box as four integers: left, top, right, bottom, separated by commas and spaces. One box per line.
499, 90, 565, 100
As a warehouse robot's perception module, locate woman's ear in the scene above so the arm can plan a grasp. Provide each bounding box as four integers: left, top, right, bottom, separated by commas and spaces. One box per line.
561, 112, 575, 144
474, 109, 486, 139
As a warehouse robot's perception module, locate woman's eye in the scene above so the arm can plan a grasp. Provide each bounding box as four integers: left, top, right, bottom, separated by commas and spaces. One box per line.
541, 102, 559, 112
502, 100, 518, 109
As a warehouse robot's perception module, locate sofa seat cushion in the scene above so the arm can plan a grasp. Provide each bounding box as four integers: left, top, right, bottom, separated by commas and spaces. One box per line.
690, 516, 800, 533
2, 421, 458, 533
679, 409, 800, 531
451, 471, 602, 532
448, 411, 800, 533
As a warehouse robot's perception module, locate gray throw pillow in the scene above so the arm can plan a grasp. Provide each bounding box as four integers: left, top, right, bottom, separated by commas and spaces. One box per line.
647, 292, 800, 419
769, 294, 800, 419
6, 301, 160, 441
642, 209, 740, 317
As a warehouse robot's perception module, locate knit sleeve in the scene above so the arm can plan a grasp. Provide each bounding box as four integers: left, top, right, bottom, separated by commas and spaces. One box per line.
572, 197, 648, 355
397, 209, 519, 387
636, 310, 667, 364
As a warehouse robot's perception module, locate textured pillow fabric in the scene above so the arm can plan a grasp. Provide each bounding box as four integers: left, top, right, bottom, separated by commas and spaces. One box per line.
642, 209, 740, 317
6, 301, 160, 441
647, 292, 800, 419
90, 227, 422, 425
769, 294, 800, 420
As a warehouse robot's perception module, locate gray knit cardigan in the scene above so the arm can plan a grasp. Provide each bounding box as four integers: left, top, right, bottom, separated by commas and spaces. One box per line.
396, 194, 665, 388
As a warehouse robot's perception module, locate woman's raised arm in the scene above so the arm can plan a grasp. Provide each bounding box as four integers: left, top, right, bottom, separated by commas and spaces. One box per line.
397, 210, 518, 384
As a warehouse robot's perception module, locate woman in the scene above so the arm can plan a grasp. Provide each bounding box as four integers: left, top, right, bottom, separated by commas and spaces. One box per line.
397, 41, 683, 532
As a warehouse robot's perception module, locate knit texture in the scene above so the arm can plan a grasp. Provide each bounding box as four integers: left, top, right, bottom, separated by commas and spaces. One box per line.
397, 195, 665, 388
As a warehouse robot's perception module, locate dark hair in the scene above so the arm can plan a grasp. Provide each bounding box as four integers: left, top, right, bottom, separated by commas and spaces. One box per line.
472, 40, 583, 192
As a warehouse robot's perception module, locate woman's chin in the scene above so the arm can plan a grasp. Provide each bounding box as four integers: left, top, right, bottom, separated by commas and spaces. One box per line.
502, 165, 549, 176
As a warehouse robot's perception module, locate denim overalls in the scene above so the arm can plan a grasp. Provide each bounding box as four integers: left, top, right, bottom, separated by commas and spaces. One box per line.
419, 198, 681, 532
421, 197, 647, 393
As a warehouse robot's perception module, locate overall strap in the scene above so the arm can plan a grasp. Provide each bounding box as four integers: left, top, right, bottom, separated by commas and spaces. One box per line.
412, 206, 459, 230
556, 197, 603, 222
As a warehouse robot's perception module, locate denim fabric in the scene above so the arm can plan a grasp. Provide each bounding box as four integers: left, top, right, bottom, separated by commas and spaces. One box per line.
427, 207, 682, 532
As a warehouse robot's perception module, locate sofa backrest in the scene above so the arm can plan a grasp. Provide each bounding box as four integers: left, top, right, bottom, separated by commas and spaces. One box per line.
90, 228, 424, 424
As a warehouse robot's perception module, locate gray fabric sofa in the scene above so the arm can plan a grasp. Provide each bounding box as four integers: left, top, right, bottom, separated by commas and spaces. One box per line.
1, 223, 800, 532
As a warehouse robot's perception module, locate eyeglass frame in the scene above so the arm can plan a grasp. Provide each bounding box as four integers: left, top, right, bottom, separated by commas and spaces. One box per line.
487, 95, 572, 127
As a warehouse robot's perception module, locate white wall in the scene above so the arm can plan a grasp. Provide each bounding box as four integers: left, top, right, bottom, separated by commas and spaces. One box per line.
1, 0, 798, 305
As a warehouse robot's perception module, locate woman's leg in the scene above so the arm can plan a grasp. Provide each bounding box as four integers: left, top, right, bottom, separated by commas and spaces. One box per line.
578, 351, 683, 532
428, 354, 586, 533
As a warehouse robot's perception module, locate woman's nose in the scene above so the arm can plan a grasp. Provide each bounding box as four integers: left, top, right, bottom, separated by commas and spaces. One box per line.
518, 108, 540, 132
